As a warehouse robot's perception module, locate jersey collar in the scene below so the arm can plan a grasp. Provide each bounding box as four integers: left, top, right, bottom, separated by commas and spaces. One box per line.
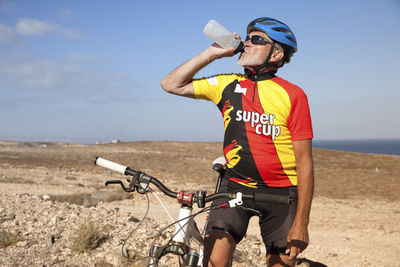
244, 68, 275, 81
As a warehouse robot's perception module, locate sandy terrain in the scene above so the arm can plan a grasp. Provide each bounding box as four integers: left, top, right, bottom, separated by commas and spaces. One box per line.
0, 141, 399, 266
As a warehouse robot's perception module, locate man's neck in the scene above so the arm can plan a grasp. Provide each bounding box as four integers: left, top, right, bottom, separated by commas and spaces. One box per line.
244, 68, 276, 81
245, 66, 277, 74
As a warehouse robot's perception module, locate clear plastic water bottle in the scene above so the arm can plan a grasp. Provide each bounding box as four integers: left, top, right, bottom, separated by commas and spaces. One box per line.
203, 19, 244, 54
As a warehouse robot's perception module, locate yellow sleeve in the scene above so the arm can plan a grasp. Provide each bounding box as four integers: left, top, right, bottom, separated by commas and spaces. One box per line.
192, 74, 241, 105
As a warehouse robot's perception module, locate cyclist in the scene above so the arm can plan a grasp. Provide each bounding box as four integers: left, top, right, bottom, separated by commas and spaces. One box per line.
161, 17, 314, 267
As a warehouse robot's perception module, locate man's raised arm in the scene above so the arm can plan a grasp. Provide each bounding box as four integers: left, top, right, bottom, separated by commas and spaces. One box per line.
160, 42, 238, 98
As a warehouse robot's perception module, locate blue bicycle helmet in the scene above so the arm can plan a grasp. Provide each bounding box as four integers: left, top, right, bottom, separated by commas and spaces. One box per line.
247, 17, 297, 53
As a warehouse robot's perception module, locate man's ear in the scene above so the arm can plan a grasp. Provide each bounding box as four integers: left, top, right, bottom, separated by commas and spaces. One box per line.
270, 49, 284, 63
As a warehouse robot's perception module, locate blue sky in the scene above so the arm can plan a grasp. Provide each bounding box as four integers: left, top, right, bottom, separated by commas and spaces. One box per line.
0, 0, 399, 143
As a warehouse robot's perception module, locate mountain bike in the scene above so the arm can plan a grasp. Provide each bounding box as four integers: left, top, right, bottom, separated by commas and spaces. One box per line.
94, 156, 290, 267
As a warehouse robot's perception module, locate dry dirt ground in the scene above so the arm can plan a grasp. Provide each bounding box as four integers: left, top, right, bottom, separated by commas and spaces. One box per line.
1, 141, 400, 266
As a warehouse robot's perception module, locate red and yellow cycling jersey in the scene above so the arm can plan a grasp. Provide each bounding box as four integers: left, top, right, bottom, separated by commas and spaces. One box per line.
193, 72, 313, 188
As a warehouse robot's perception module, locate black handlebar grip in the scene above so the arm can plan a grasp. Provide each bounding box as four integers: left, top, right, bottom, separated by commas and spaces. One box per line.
253, 193, 290, 205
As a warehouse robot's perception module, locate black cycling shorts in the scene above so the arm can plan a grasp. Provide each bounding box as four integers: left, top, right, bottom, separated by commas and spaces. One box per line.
205, 178, 297, 255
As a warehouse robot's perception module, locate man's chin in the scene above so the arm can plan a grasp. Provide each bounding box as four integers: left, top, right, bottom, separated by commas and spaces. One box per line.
237, 61, 255, 68
237, 59, 248, 67
237, 57, 264, 68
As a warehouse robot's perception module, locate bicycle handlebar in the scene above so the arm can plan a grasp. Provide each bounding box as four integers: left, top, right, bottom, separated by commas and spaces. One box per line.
95, 157, 290, 206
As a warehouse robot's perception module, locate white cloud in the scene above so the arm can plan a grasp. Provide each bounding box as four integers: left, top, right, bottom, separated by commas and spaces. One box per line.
0, 58, 70, 89
16, 18, 83, 40
16, 19, 57, 36
0, 53, 136, 98
60, 28, 83, 40
0, 23, 20, 46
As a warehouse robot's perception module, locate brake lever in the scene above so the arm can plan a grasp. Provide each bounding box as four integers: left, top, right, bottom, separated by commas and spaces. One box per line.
105, 180, 135, 192
227, 192, 262, 217
239, 206, 262, 217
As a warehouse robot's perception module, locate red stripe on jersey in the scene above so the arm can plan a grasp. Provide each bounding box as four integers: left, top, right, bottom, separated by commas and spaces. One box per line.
271, 77, 313, 141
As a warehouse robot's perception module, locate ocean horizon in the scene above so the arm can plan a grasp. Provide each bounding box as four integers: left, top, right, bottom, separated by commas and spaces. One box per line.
1, 138, 399, 156
313, 139, 400, 156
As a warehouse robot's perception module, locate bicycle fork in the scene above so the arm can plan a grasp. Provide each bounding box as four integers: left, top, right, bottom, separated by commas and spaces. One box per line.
148, 205, 201, 267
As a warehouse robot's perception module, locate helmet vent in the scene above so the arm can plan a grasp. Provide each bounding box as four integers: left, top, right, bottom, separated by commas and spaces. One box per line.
258, 21, 277, 26
286, 36, 297, 45
273, 27, 291, 34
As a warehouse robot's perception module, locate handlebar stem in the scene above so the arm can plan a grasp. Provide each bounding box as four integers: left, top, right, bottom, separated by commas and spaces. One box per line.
177, 191, 195, 207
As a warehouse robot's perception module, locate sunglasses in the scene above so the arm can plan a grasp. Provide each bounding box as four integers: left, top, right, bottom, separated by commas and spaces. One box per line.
245, 35, 274, 46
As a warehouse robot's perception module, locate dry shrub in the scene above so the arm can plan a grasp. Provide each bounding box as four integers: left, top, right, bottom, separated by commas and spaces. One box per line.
102, 190, 134, 202
0, 230, 20, 248
50, 190, 133, 206
70, 221, 106, 252
0, 177, 32, 184
50, 193, 91, 205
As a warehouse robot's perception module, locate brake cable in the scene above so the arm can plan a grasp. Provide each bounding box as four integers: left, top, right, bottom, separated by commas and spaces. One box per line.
121, 187, 151, 262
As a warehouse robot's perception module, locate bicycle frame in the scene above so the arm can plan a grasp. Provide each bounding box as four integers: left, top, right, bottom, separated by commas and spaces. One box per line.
148, 157, 228, 266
